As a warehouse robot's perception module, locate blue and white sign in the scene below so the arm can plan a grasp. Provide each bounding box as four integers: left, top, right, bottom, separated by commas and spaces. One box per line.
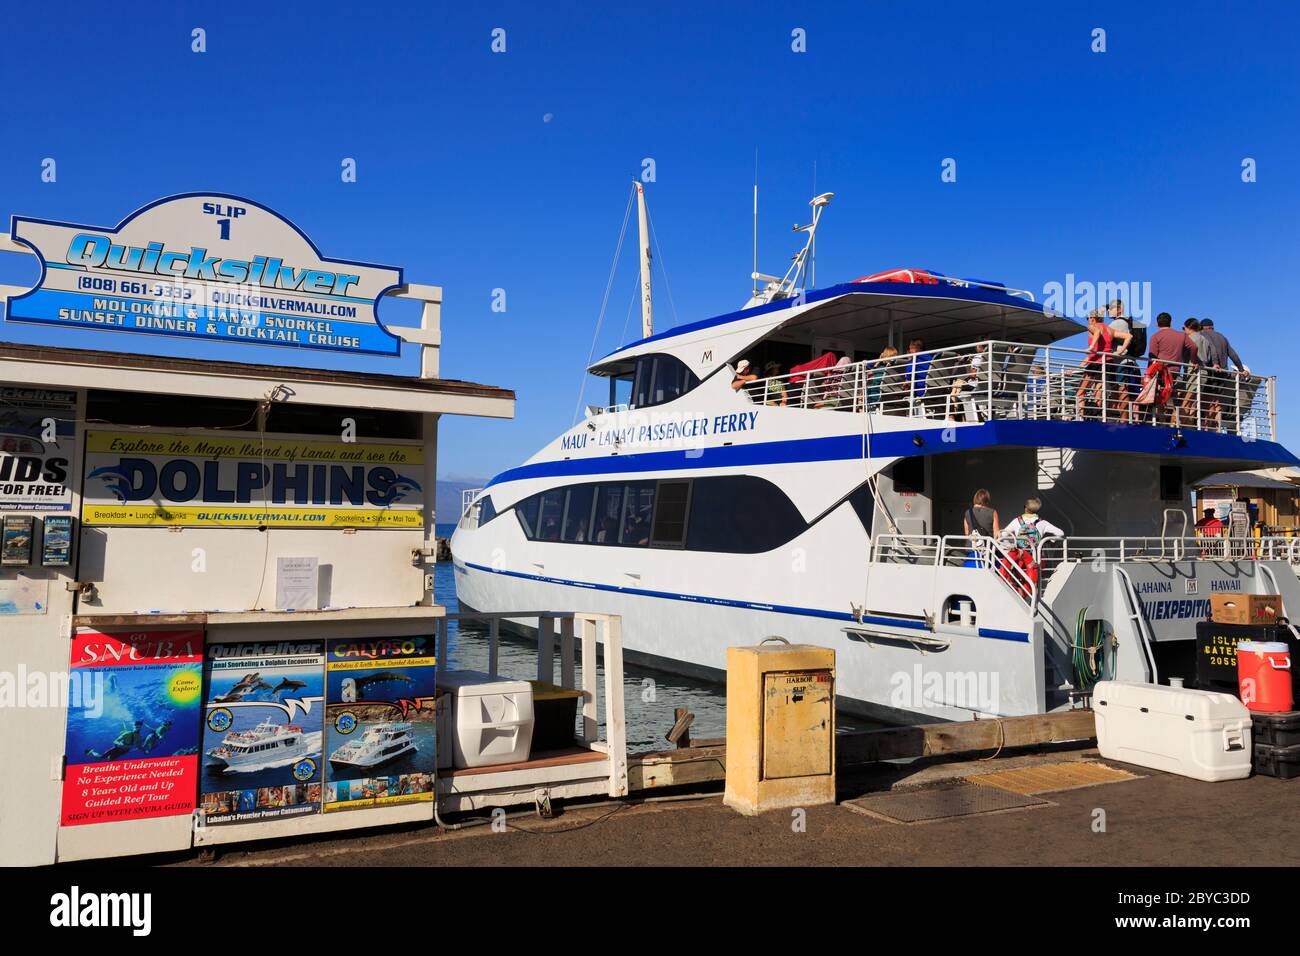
5, 193, 404, 356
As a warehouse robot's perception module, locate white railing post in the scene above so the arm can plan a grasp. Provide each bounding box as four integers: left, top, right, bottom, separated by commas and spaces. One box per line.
602, 616, 628, 797
579, 615, 599, 743
559, 616, 576, 689
1101, 358, 1108, 422
537, 614, 555, 684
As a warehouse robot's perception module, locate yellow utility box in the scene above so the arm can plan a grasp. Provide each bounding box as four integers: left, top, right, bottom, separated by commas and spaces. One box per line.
724, 643, 835, 815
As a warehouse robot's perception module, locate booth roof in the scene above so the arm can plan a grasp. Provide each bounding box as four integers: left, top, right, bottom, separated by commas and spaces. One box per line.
0, 341, 515, 417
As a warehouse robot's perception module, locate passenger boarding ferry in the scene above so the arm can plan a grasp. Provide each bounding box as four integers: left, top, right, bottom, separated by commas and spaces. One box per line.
452, 185, 1300, 722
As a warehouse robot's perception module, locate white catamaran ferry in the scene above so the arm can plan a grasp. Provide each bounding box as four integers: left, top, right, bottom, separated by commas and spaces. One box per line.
452, 185, 1300, 723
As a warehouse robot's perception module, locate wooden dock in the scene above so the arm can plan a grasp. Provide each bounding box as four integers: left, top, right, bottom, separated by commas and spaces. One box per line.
629, 709, 1097, 793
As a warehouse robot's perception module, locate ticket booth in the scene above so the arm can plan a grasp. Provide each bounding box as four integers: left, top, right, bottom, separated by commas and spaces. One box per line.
0, 193, 514, 865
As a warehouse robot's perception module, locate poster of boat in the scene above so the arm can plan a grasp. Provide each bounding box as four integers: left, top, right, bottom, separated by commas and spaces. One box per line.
323, 636, 436, 812
61, 629, 204, 827
199, 641, 326, 826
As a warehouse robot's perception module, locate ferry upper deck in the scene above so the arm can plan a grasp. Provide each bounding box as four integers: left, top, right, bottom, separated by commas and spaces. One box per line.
584, 275, 1280, 449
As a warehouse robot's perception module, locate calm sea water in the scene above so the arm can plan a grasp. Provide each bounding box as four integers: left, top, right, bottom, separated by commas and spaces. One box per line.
434, 525, 727, 752
434, 524, 874, 752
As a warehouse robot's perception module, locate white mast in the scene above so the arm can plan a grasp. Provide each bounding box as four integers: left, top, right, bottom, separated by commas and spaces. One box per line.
635, 181, 653, 338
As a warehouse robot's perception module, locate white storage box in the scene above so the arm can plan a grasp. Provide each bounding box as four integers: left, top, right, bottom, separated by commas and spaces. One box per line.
436, 670, 534, 769
1093, 680, 1252, 782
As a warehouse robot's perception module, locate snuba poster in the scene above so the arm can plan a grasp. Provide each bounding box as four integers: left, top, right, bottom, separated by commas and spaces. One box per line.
61, 630, 203, 826
323, 636, 436, 812
199, 641, 325, 826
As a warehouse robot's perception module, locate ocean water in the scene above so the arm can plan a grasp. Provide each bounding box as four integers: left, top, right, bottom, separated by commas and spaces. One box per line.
434, 524, 726, 752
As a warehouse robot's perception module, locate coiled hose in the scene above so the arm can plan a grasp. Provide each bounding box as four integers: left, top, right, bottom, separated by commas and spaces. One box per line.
1073, 607, 1111, 691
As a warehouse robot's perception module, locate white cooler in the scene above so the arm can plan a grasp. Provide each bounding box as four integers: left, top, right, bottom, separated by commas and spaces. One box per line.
436, 670, 534, 769
1093, 680, 1252, 782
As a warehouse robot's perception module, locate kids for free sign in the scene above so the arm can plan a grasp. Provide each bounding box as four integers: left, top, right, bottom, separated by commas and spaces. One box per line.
4, 193, 404, 356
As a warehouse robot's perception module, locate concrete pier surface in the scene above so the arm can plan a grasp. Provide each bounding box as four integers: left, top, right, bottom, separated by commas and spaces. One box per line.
176, 749, 1299, 868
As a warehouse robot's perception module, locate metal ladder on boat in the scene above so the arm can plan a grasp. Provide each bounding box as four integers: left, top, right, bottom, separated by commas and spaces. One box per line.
1114, 566, 1160, 684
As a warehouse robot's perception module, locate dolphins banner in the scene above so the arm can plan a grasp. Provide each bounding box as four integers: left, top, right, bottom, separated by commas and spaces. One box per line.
322, 636, 437, 812
80, 429, 424, 529
61, 629, 204, 827
199, 641, 326, 826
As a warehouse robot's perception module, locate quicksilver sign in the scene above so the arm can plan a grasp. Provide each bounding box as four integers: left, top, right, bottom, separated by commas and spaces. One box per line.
4, 193, 404, 356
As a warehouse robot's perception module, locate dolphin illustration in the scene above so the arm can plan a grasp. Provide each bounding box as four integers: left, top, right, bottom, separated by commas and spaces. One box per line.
86, 465, 138, 503
386, 476, 423, 504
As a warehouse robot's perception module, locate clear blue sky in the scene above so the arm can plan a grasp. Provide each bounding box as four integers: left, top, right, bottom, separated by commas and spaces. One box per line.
2, 1, 1297, 481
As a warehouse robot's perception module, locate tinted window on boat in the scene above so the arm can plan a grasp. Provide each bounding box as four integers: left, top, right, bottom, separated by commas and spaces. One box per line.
515, 494, 539, 537
846, 482, 875, 534
651, 480, 691, 547
561, 484, 596, 543
536, 489, 565, 542
478, 496, 497, 525
630, 354, 700, 408
591, 484, 627, 544
891, 456, 925, 495
620, 481, 657, 546
685, 476, 806, 553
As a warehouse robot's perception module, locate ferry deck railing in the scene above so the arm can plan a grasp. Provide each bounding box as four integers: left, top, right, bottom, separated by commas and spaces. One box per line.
460, 487, 484, 518
742, 339, 1275, 440
872, 532, 1284, 606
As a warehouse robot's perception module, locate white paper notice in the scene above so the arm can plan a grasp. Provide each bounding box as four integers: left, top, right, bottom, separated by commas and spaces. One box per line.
275, 557, 319, 611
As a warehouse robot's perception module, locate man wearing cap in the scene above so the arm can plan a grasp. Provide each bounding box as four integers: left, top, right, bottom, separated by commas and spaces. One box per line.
1199, 319, 1249, 430
731, 359, 757, 392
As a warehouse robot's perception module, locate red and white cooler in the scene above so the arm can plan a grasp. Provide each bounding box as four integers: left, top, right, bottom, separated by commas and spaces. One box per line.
1237, 641, 1294, 713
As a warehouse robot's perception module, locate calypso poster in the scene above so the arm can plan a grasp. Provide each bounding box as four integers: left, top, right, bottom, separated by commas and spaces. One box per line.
323, 636, 436, 812
81, 430, 423, 529
61, 629, 203, 827
199, 641, 325, 826
0, 386, 75, 512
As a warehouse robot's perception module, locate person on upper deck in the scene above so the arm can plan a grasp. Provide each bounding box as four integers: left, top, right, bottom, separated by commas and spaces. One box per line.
1148, 311, 1191, 364
963, 488, 1001, 538
1180, 318, 1209, 423
1142, 312, 1188, 425
761, 361, 788, 406
907, 339, 931, 406
1198, 319, 1248, 374
731, 359, 757, 392
1106, 300, 1137, 421
1075, 310, 1114, 420
1198, 319, 1250, 430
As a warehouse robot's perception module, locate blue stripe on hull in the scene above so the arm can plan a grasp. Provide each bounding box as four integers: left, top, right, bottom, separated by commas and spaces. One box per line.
460, 560, 1029, 642
487, 419, 1297, 488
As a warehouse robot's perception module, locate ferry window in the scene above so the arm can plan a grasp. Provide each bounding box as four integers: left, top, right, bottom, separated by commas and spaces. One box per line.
685, 476, 807, 553
592, 484, 626, 544
1159, 465, 1183, 502
847, 483, 876, 534
478, 496, 497, 525
561, 485, 596, 543
651, 480, 691, 547
515, 494, 540, 537
536, 490, 565, 542
630, 354, 700, 409
892, 456, 925, 495
619, 481, 656, 546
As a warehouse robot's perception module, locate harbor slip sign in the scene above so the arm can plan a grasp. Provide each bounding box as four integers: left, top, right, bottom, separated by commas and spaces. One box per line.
81, 430, 424, 528
3, 192, 404, 356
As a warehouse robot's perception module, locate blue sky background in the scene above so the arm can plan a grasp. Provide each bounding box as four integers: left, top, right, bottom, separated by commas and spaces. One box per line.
2, 1, 1296, 482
